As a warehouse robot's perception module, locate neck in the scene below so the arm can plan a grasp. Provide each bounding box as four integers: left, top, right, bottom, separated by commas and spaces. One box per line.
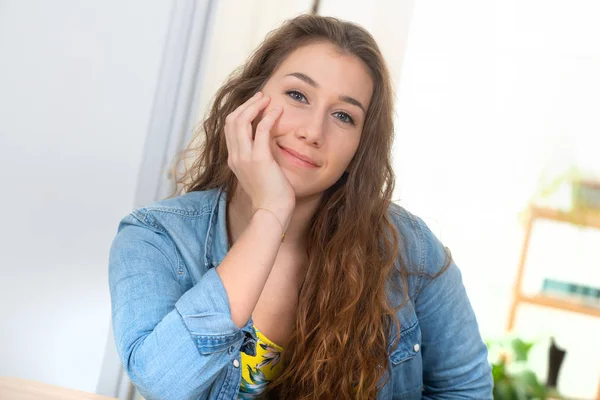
227, 184, 322, 252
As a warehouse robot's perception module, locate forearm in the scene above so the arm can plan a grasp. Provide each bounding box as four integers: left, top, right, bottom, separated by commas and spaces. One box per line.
216, 208, 285, 328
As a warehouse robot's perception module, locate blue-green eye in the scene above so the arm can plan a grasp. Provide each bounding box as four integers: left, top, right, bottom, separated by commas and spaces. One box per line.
286, 90, 355, 125
334, 111, 355, 125
286, 90, 308, 103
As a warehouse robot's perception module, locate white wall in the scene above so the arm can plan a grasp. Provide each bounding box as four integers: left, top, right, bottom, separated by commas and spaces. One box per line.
394, 0, 600, 397
0, 0, 172, 393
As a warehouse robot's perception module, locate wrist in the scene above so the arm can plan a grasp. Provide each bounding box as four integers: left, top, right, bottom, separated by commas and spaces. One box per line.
252, 208, 287, 242
252, 202, 293, 228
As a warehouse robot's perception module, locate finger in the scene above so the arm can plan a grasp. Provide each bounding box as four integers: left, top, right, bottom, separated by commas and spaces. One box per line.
224, 123, 238, 172
237, 95, 271, 126
226, 94, 264, 166
228, 91, 263, 121
235, 96, 271, 158
254, 106, 283, 157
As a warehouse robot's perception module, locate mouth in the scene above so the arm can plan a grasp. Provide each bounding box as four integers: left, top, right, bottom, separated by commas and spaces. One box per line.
278, 145, 319, 168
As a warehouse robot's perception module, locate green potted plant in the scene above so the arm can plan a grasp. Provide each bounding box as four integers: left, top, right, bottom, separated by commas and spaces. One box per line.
487, 337, 562, 400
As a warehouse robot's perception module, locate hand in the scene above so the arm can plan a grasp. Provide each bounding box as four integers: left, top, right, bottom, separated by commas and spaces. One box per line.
224, 92, 295, 231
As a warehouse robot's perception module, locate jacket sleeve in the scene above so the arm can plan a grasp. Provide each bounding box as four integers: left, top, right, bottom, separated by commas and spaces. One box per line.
413, 216, 493, 399
108, 212, 249, 400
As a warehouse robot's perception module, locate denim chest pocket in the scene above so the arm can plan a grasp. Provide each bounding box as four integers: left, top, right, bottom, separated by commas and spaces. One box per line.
387, 322, 423, 399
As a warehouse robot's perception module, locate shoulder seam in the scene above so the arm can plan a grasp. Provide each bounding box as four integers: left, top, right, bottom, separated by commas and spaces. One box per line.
130, 208, 148, 224
143, 205, 213, 218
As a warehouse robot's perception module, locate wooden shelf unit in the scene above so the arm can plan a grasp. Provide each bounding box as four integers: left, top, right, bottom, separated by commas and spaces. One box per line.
518, 294, 600, 319
507, 203, 600, 400
531, 205, 600, 230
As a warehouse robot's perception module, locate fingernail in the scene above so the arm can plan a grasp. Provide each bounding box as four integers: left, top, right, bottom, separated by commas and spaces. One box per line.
273, 106, 282, 112
254, 92, 263, 98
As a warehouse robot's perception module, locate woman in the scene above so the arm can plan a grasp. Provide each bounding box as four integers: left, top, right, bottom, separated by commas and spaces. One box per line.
109, 14, 492, 399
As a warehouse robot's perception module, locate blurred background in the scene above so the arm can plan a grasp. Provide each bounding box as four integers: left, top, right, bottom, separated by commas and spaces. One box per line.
0, 0, 598, 399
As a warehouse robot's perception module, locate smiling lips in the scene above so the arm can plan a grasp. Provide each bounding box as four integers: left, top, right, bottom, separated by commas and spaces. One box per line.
278, 145, 319, 168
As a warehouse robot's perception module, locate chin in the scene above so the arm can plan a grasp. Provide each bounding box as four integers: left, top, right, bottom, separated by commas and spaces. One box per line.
284, 173, 311, 198
283, 170, 333, 200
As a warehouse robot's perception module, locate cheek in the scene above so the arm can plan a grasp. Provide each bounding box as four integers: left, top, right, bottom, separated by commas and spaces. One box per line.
331, 137, 360, 170
335, 132, 360, 157
270, 106, 302, 137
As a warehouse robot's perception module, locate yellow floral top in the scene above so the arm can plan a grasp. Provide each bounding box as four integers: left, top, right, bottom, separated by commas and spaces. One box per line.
238, 325, 284, 399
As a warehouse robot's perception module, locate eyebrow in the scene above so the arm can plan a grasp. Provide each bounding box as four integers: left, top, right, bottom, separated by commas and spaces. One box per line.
284, 72, 367, 114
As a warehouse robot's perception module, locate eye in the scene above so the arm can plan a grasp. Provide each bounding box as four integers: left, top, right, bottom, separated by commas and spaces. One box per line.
333, 111, 355, 125
285, 90, 308, 104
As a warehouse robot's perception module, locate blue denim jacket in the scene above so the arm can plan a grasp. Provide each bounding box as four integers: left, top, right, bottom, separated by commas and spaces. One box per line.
109, 188, 492, 399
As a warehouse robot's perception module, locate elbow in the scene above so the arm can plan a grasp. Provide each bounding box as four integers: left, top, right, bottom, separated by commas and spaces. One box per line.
119, 337, 175, 400
119, 336, 157, 398
118, 335, 207, 400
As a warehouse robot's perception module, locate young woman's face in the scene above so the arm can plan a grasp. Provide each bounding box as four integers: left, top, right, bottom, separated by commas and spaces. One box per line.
259, 41, 374, 199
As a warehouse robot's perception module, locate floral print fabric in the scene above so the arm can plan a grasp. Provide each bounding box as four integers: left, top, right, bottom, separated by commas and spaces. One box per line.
238, 326, 284, 398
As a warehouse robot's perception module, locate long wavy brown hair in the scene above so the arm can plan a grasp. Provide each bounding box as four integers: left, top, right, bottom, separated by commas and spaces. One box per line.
169, 14, 430, 399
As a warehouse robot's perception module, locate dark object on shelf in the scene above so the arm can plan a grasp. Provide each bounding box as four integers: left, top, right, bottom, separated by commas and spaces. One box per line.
546, 337, 566, 389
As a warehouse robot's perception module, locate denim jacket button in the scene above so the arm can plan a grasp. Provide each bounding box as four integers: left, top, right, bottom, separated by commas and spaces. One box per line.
413, 343, 420, 352
233, 359, 240, 368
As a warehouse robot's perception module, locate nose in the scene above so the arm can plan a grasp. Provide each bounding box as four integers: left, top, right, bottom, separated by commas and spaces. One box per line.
296, 110, 326, 147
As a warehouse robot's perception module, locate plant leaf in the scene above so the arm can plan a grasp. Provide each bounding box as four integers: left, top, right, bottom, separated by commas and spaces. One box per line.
494, 379, 517, 400
492, 362, 507, 381
513, 370, 546, 398
511, 338, 535, 361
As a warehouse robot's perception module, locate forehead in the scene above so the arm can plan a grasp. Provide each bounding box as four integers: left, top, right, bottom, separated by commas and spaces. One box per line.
272, 42, 374, 111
